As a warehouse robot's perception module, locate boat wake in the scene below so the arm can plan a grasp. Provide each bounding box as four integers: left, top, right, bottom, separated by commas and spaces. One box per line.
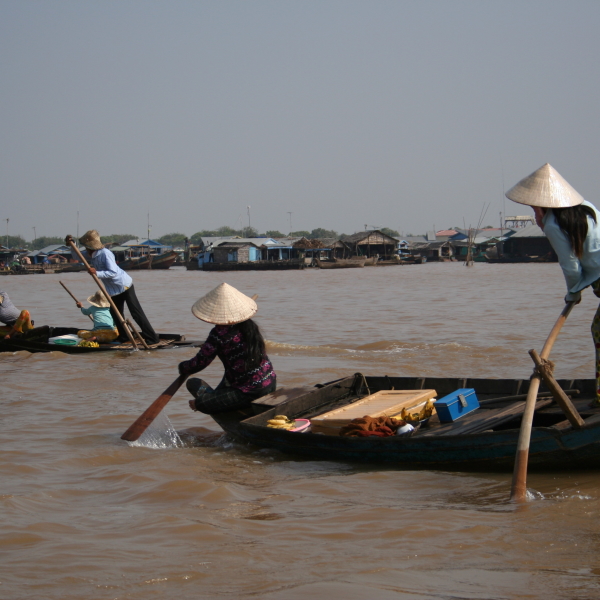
128, 411, 183, 449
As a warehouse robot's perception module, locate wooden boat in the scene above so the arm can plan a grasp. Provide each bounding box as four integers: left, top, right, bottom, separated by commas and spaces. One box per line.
0, 263, 86, 275
363, 256, 379, 266
201, 373, 600, 471
315, 257, 366, 269
0, 326, 200, 354
117, 251, 179, 270
202, 259, 305, 271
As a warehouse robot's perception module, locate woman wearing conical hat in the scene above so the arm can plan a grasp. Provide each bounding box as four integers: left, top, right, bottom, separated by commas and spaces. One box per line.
506, 164, 600, 405
178, 283, 277, 414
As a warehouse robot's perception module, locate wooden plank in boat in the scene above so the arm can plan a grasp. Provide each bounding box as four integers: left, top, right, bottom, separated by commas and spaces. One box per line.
251, 387, 315, 414
418, 399, 553, 437
311, 389, 437, 435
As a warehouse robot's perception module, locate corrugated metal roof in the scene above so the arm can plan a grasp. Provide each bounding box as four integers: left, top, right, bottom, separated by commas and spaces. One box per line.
509, 224, 546, 238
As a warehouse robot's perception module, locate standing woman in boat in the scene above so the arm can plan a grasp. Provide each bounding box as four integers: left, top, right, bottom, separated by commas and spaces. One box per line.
179, 283, 277, 414
65, 231, 160, 345
506, 163, 600, 405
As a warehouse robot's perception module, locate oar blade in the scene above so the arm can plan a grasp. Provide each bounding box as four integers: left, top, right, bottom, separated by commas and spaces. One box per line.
121, 375, 188, 442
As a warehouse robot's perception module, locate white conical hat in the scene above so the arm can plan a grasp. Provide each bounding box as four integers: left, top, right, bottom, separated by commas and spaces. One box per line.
191, 283, 257, 325
505, 163, 584, 208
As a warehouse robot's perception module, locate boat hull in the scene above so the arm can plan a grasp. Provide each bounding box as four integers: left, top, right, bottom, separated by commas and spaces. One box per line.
315, 257, 366, 268
202, 259, 305, 271
0, 326, 200, 354
118, 251, 178, 270
209, 375, 600, 471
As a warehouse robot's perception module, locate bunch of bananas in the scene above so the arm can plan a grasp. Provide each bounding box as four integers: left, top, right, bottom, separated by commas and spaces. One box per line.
267, 415, 296, 430
78, 340, 100, 348
400, 399, 436, 424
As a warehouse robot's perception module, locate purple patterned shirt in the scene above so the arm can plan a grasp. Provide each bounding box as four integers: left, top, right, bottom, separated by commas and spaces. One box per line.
180, 325, 276, 394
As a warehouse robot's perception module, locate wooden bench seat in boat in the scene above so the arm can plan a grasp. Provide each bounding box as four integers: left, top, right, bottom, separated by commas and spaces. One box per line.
416, 399, 553, 437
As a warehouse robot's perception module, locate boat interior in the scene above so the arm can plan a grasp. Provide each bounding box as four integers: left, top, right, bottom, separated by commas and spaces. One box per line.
243, 374, 600, 437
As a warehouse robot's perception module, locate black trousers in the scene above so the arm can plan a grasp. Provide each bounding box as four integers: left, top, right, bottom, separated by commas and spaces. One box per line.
187, 376, 277, 415
110, 285, 159, 344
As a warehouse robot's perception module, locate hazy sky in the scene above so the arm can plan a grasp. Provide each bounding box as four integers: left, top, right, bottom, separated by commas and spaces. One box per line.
2, 1, 600, 241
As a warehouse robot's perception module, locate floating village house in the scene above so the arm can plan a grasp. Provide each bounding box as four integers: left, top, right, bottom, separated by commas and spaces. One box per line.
111, 239, 172, 258
405, 231, 455, 261
500, 224, 557, 261
26, 244, 74, 264
449, 228, 516, 262
340, 230, 400, 259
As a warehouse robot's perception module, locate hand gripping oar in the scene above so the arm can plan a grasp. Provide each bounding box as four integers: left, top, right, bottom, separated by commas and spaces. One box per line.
121, 375, 189, 442
59, 280, 93, 322
510, 301, 575, 501
66, 238, 138, 349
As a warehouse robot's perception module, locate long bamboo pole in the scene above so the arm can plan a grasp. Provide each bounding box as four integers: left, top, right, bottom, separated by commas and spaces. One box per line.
67, 239, 138, 349
510, 301, 575, 501
59, 280, 93, 322
126, 318, 150, 350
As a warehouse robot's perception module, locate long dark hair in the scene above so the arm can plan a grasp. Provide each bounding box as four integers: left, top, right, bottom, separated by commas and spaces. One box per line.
235, 319, 266, 370
552, 204, 597, 258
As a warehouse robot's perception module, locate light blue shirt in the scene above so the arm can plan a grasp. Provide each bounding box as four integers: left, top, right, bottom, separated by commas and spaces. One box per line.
81, 305, 116, 330
82, 248, 133, 296
542, 200, 600, 301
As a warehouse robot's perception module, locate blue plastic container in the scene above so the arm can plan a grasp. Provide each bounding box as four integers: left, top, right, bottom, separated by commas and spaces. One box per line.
434, 388, 479, 423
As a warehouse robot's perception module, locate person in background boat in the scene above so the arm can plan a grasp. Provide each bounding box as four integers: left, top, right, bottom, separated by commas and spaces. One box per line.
65, 231, 160, 345
0, 290, 34, 339
75, 290, 119, 343
179, 283, 276, 414
506, 163, 600, 406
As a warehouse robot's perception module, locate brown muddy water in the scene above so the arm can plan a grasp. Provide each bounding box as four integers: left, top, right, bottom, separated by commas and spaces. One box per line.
2, 263, 600, 599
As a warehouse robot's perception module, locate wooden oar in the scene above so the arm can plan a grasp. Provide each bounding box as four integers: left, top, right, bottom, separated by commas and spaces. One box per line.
67, 239, 138, 349
510, 301, 575, 501
120, 375, 188, 442
59, 280, 93, 322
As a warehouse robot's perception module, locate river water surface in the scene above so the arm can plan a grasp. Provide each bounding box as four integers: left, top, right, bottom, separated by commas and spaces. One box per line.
2, 263, 600, 599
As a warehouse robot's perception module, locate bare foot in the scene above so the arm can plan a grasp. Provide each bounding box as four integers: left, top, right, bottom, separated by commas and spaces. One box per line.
189, 399, 198, 412
88, 336, 97, 342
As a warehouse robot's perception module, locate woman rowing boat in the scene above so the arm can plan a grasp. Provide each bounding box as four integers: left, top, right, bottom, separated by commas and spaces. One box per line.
178, 283, 277, 414
506, 163, 600, 405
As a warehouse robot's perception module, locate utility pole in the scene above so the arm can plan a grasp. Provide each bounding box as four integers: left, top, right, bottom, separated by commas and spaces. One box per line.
287, 211, 293, 234
247, 206, 251, 237
147, 211, 151, 241
32, 226, 36, 244
5, 218, 8, 248
76, 210, 79, 242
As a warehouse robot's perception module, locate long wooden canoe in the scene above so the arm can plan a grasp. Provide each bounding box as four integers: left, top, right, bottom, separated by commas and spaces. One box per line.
315, 257, 366, 269
201, 374, 600, 471
0, 326, 200, 354
117, 251, 179, 270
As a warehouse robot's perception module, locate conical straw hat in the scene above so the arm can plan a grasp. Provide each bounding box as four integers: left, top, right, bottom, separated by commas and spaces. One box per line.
87, 290, 110, 308
191, 283, 257, 325
505, 163, 584, 208
79, 230, 104, 250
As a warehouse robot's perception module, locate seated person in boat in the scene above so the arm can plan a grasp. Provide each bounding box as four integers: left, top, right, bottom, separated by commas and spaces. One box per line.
76, 291, 119, 343
0, 290, 34, 339
179, 283, 276, 414
66, 230, 160, 344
